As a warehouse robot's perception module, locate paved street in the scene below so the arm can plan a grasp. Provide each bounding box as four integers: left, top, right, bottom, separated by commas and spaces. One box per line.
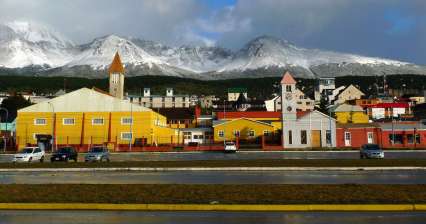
1, 150, 426, 163
1, 170, 425, 184
0, 211, 425, 224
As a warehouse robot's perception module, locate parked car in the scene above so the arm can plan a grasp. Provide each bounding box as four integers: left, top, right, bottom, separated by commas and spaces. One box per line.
360, 144, 384, 159
13, 147, 45, 163
224, 141, 237, 153
51, 146, 78, 162
85, 146, 110, 162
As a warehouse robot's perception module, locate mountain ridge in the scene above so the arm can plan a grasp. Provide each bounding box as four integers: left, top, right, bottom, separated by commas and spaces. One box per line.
0, 21, 425, 80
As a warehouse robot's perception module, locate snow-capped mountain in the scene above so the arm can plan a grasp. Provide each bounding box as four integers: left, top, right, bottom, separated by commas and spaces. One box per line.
67, 35, 164, 69
220, 36, 407, 72
0, 21, 75, 68
1, 21, 425, 79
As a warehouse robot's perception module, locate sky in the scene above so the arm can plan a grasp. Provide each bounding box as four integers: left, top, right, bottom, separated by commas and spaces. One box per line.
0, 0, 425, 65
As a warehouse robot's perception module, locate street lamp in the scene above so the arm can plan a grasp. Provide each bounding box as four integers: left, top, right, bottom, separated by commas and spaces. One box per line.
0, 107, 8, 152
47, 102, 55, 152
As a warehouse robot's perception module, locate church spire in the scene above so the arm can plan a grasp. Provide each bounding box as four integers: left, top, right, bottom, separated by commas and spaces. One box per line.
108, 52, 125, 99
108, 52, 125, 74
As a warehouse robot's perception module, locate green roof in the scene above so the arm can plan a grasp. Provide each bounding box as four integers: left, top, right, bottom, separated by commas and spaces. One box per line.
227, 88, 247, 93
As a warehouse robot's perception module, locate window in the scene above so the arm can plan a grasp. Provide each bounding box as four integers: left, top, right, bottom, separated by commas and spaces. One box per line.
234, 130, 240, 137
183, 132, 191, 140
218, 130, 224, 138
63, 118, 75, 125
248, 130, 255, 137
121, 117, 133, 125
389, 134, 403, 144
301, 130, 307, 144
288, 130, 293, 145
326, 130, 332, 145
92, 118, 104, 125
263, 130, 269, 136
121, 132, 133, 140
286, 85, 292, 92
34, 118, 47, 125
407, 134, 421, 144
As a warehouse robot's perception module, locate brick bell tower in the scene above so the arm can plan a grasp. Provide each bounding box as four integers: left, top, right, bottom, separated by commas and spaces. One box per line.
108, 52, 125, 99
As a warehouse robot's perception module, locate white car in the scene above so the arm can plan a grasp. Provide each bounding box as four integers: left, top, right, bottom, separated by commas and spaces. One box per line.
224, 141, 237, 153
13, 147, 45, 163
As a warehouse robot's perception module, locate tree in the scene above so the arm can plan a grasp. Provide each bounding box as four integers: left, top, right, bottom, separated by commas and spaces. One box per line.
0, 95, 32, 122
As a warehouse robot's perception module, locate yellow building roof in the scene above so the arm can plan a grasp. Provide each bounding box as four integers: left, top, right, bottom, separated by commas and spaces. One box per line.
18, 88, 151, 113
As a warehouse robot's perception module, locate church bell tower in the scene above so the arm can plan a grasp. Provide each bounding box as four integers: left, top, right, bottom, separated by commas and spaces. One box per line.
108, 52, 125, 99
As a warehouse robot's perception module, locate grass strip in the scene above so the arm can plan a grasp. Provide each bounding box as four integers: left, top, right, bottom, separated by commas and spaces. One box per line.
1, 159, 426, 169
1, 184, 426, 204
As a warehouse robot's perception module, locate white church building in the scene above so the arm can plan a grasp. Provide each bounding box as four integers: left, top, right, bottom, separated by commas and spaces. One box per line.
281, 72, 336, 148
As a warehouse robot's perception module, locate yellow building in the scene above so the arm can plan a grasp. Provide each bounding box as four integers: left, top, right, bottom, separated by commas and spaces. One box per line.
212, 118, 279, 142
334, 104, 369, 124
16, 88, 179, 150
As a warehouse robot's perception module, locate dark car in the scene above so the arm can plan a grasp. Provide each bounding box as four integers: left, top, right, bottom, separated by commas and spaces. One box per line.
360, 144, 384, 159
50, 147, 78, 162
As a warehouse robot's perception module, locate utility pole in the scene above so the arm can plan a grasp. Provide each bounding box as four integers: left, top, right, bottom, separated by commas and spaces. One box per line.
47, 102, 55, 152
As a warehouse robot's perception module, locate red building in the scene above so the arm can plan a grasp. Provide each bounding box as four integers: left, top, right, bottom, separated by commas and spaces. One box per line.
336, 123, 380, 148
336, 121, 426, 149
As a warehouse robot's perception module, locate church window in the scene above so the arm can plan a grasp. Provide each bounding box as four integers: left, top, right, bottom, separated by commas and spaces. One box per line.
286, 85, 292, 92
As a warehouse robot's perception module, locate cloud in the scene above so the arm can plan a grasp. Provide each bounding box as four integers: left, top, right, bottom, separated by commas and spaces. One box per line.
0, 0, 425, 64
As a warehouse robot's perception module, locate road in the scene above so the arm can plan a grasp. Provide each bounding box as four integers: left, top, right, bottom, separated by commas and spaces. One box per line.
0, 211, 425, 224
1, 170, 425, 184
1, 150, 426, 163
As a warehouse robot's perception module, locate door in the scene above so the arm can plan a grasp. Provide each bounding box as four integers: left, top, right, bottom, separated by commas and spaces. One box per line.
311, 130, 321, 148
367, 132, 374, 144
344, 132, 351, 146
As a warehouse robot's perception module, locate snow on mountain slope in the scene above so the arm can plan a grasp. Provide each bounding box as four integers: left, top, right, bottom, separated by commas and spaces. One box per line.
218, 36, 408, 73
131, 38, 232, 73
67, 35, 165, 70
0, 21, 423, 79
0, 21, 74, 68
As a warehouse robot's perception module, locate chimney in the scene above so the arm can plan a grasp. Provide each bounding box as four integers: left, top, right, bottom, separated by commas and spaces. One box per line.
143, 88, 150, 97
166, 88, 173, 97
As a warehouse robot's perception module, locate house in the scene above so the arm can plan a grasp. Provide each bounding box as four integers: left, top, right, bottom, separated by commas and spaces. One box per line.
212, 118, 279, 143
333, 104, 369, 124
199, 95, 219, 108
314, 77, 335, 103
265, 89, 314, 112
215, 111, 282, 130
365, 102, 410, 120
281, 72, 336, 148
332, 84, 365, 105
227, 88, 247, 102
130, 88, 190, 108
182, 128, 213, 145
377, 121, 426, 148
336, 123, 380, 148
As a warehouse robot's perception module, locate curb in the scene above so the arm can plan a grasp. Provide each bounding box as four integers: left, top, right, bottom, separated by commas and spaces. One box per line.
0, 203, 424, 211
0, 167, 425, 172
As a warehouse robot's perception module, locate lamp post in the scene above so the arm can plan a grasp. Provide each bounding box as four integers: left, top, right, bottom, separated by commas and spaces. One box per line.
0, 107, 8, 152
47, 102, 55, 152
223, 100, 226, 146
